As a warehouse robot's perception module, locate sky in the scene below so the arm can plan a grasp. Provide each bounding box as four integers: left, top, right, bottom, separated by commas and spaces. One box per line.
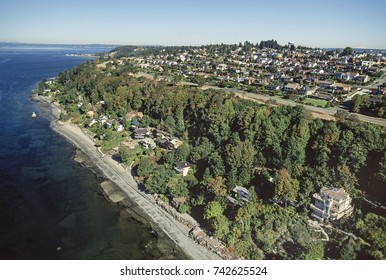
0, 0, 385, 49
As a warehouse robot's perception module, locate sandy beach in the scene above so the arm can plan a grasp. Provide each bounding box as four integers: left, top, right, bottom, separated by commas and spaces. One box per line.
33, 95, 221, 260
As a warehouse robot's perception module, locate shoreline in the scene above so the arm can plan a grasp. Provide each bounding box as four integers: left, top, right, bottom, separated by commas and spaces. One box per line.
64, 54, 100, 58
33, 94, 222, 260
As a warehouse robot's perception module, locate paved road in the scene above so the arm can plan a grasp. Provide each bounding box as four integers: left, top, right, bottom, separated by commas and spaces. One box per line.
362, 70, 386, 89
138, 71, 386, 126
203, 85, 386, 127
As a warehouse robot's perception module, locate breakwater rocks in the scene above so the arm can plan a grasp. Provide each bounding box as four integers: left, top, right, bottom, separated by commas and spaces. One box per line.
154, 195, 237, 259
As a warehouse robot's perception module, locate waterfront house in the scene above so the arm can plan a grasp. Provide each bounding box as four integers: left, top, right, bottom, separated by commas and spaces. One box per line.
87, 118, 97, 127
310, 187, 354, 222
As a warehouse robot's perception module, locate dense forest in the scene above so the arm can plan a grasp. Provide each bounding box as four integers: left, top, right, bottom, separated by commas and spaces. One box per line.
44, 59, 385, 260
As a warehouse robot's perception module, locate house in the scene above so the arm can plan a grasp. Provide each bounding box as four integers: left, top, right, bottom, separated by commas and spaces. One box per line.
87, 118, 98, 127
300, 86, 317, 96
130, 120, 140, 129
98, 115, 108, 124
264, 73, 275, 80
227, 186, 250, 205
333, 72, 344, 79
133, 128, 150, 139
331, 83, 351, 92
140, 138, 156, 149
86, 111, 94, 118
105, 119, 114, 129
174, 161, 191, 176
284, 83, 300, 92
342, 72, 359, 81
116, 124, 124, 132
310, 187, 354, 222
355, 75, 370, 84
312, 92, 334, 101
319, 80, 334, 88
266, 84, 281, 91
282, 76, 294, 83
160, 137, 183, 149
243, 77, 256, 85
168, 138, 183, 149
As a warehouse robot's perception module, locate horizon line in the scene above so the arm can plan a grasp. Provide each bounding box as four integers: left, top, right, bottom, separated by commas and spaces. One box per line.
1, 41, 386, 50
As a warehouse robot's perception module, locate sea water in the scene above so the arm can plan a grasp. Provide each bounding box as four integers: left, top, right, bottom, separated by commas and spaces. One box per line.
0, 46, 176, 259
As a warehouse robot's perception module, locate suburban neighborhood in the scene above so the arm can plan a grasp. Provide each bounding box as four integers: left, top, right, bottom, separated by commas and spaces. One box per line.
104, 41, 386, 118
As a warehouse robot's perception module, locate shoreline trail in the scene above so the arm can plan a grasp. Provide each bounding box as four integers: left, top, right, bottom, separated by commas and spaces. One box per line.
35, 95, 221, 260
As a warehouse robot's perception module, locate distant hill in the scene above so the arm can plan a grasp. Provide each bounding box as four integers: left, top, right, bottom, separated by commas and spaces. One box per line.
0, 42, 120, 49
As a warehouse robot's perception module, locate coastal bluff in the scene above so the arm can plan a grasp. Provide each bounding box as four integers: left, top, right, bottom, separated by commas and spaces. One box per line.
36, 94, 221, 260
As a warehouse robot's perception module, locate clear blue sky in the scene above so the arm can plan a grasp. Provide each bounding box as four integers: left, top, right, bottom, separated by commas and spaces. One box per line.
1, 0, 385, 48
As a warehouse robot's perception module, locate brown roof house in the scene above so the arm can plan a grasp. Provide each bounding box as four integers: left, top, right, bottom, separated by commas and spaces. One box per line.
310, 187, 354, 222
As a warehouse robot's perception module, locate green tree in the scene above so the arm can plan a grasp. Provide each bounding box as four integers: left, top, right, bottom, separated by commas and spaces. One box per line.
300, 241, 324, 260
190, 137, 213, 161
38, 81, 45, 95
211, 214, 230, 239
144, 166, 173, 194
341, 46, 353, 56
340, 239, 360, 260
225, 138, 256, 186
336, 164, 358, 196
356, 213, 386, 253
207, 151, 225, 177
164, 115, 176, 135
166, 175, 189, 198
118, 146, 142, 164
351, 94, 363, 113
136, 157, 154, 177
204, 200, 224, 220
274, 168, 300, 204
174, 143, 191, 162
207, 176, 227, 196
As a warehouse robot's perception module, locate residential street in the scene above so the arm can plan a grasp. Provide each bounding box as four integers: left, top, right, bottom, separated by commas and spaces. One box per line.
203, 85, 386, 127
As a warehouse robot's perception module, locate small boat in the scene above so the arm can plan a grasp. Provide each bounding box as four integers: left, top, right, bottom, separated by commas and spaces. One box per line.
32, 112, 36, 118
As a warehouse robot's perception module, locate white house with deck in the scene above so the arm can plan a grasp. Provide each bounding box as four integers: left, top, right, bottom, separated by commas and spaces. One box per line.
310, 187, 354, 222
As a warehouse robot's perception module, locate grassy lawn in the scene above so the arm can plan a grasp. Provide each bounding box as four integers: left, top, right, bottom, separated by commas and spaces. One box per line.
302, 97, 328, 107
100, 131, 129, 153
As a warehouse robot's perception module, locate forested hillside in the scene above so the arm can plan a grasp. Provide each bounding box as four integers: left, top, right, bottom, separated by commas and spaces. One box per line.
45, 59, 385, 260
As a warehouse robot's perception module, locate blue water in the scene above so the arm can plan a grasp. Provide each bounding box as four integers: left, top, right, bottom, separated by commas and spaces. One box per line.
0, 46, 172, 259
